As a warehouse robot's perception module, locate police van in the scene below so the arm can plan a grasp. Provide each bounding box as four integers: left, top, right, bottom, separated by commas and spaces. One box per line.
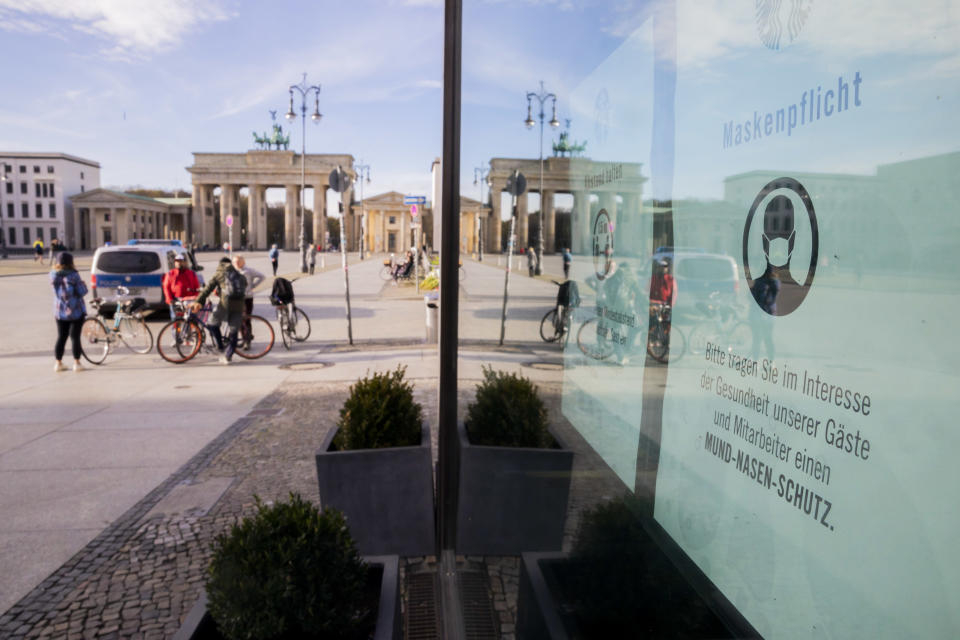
90, 244, 204, 314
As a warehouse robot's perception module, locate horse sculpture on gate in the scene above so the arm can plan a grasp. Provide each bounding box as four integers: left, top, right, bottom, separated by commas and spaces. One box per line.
252, 110, 291, 150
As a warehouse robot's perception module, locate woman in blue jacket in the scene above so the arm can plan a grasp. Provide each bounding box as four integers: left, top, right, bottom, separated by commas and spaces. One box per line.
51, 252, 88, 372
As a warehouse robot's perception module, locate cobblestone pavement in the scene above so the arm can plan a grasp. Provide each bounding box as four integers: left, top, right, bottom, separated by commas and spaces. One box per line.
0, 368, 626, 639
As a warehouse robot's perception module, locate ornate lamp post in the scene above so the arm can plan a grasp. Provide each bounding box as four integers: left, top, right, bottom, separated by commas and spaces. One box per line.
285, 73, 322, 273
473, 165, 489, 262
354, 162, 370, 259
524, 81, 560, 275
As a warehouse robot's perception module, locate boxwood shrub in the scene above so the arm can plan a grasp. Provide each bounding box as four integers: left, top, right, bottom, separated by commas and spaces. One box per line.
464, 365, 550, 448
205, 494, 373, 640
333, 365, 423, 450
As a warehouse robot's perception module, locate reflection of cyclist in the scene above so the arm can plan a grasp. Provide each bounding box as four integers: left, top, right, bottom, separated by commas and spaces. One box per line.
649, 259, 677, 305
750, 264, 779, 359
601, 261, 643, 364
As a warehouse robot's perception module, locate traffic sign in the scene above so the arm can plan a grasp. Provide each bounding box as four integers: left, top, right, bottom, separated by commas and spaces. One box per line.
329, 168, 352, 193
410, 204, 419, 217
225, 215, 234, 227
403, 195, 426, 206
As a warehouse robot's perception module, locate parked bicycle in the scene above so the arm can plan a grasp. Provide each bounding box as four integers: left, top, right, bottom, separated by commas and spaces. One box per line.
80, 286, 154, 365
646, 301, 686, 364
540, 280, 580, 347
270, 276, 311, 349
686, 291, 750, 357
156, 299, 274, 364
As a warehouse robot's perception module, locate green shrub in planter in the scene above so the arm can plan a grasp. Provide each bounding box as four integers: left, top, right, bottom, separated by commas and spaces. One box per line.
464, 365, 550, 448
332, 366, 423, 451
205, 494, 374, 640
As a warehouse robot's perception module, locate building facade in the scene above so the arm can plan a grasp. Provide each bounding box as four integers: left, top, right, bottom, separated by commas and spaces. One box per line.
69, 190, 192, 248
0, 152, 101, 251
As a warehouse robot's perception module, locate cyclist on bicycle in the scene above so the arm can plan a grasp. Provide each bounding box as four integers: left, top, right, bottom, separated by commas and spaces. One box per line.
650, 259, 677, 305
162, 253, 200, 320
191, 256, 246, 365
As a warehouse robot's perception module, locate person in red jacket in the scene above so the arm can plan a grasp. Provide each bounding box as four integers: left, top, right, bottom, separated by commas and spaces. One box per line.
162, 253, 200, 319
649, 259, 677, 305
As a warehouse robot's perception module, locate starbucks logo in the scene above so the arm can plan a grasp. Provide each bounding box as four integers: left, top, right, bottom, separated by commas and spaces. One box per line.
756, 0, 812, 50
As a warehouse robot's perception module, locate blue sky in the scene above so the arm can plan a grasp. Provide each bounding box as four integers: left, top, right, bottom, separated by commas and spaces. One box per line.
0, 0, 627, 206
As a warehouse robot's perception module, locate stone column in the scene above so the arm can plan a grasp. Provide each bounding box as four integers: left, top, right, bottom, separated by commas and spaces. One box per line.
516, 193, 529, 250
572, 191, 590, 254
313, 185, 326, 249
543, 189, 556, 253
284, 184, 299, 250
247, 185, 259, 250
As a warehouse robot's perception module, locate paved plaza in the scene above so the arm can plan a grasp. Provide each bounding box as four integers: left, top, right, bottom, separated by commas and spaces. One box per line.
0, 249, 634, 638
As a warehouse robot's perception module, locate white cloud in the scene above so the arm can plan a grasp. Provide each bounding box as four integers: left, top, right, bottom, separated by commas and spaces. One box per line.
0, 0, 231, 58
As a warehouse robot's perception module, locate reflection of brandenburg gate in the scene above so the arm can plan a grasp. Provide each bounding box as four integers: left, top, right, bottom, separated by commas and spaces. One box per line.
187, 151, 355, 250
486, 157, 645, 254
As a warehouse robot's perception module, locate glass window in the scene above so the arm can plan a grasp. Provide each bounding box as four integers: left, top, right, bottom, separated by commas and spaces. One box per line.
4, 181, 10, 194
95, 250, 161, 273
19, 165, 25, 173
33, 166, 39, 174
20, 182, 26, 194
36, 183, 41, 198
37, 227, 44, 242
42, 183, 48, 198
80, 171, 84, 179
21, 203, 28, 218
49, 184, 54, 198
47, 165, 54, 174
35, 203, 42, 218
7, 227, 13, 246
6, 203, 11, 218
22, 227, 29, 244
49, 203, 56, 218
80, 185, 85, 193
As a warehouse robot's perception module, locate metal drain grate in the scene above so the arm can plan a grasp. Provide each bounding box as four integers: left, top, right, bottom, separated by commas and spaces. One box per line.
460, 571, 498, 640
278, 361, 334, 371
405, 572, 440, 640
523, 360, 564, 371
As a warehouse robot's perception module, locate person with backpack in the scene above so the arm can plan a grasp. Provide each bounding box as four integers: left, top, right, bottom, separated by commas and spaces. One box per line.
268, 244, 279, 276
232, 255, 265, 347
191, 256, 247, 364
51, 252, 88, 372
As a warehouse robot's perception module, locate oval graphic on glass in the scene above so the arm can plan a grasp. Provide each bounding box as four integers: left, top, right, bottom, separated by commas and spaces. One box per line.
592, 208, 614, 280
742, 177, 818, 316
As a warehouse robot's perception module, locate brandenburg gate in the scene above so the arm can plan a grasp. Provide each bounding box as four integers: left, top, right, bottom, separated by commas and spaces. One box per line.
187, 151, 355, 250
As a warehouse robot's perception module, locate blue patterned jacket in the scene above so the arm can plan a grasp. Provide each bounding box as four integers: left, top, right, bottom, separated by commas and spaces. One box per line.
51, 269, 88, 321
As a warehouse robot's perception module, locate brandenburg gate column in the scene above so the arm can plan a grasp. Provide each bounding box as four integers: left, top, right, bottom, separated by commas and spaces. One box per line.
572, 190, 590, 254
543, 189, 556, 253
516, 192, 529, 250
284, 184, 299, 250
248, 185, 263, 250
313, 185, 326, 249
220, 185, 236, 249
195, 185, 214, 246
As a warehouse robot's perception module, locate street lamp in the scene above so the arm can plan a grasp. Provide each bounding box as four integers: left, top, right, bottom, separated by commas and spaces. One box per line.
355, 162, 371, 260
525, 80, 560, 275
285, 73, 322, 273
473, 165, 490, 262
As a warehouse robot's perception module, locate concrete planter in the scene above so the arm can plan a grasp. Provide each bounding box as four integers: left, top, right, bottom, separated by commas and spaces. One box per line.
518, 552, 571, 640
456, 421, 573, 555
316, 422, 435, 557
173, 555, 402, 640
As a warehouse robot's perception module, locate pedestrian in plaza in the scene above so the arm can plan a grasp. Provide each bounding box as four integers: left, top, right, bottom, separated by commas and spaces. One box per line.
562, 247, 572, 280
268, 244, 279, 276
51, 252, 87, 372
526, 246, 537, 277
232, 254, 265, 348
162, 252, 201, 319
191, 256, 247, 365
308, 243, 317, 275
33, 239, 44, 262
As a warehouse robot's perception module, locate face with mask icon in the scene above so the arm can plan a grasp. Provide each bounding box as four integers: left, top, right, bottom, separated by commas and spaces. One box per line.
762, 195, 795, 268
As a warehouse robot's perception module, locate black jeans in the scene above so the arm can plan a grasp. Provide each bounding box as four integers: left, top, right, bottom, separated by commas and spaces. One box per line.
55, 318, 84, 361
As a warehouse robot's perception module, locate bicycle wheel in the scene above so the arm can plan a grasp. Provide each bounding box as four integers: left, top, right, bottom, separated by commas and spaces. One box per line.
687, 323, 718, 357
577, 317, 613, 360
380, 265, 393, 281
647, 323, 671, 363
80, 317, 110, 364
235, 315, 275, 359
156, 319, 202, 364
117, 316, 153, 354
539, 309, 560, 342
291, 307, 311, 342
560, 308, 573, 349
278, 308, 292, 350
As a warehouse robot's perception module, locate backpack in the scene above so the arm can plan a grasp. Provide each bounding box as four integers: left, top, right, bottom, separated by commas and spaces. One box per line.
222, 267, 247, 300
270, 277, 295, 305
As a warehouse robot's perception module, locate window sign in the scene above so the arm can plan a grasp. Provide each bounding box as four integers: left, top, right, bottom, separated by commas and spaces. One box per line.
651, 1, 960, 637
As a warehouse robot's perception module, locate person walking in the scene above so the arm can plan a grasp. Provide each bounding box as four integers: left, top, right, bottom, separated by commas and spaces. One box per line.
191, 256, 247, 365
562, 247, 572, 280
308, 243, 317, 275
47, 238, 61, 266
526, 246, 537, 277
33, 239, 44, 262
268, 244, 279, 276
232, 254, 265, 347
51, 252, 88, 372
162, 252, 201, 319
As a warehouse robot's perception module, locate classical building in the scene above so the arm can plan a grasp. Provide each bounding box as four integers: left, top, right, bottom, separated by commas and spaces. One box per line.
186, 151, 355, 250
355, 191, 483, 255
69, 190, 192, 248
485, 157, 646, 255
0, 152, 101, 250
